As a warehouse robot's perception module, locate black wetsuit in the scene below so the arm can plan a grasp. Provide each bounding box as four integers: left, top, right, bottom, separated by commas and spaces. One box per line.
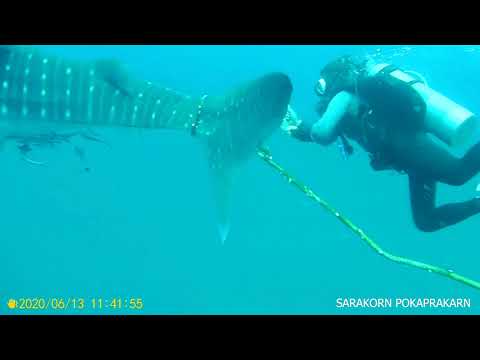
295, 66, 480, 232
392, 131, 480, 232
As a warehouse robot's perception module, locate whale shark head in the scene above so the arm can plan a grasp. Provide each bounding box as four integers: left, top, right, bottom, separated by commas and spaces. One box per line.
197, 72, 293, 243
224, 72, 293, 161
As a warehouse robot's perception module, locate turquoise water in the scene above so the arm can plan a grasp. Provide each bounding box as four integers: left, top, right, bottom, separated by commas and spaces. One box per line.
1, 45, 480, 315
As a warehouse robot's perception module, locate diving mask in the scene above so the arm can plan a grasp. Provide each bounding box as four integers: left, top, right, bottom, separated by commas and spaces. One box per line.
315, 78, 327, 96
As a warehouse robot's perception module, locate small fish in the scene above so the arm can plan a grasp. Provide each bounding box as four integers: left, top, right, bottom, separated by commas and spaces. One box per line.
17, 143, 32, 155
7, 129, 108, 168
80, 130, 111, 149
74, 145, 85, 160
22, 156, 47, 166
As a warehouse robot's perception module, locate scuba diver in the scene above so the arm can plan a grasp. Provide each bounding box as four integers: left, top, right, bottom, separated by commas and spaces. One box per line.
282, 55, 480, 232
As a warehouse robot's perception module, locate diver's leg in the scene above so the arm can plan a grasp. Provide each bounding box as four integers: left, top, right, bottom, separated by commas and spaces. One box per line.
458, 141, 480, 184
391, 132, 480, 186
409, 175, 480, 232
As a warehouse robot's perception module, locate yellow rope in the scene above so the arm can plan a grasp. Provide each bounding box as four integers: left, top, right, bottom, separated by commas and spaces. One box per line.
257, 147, 480, 291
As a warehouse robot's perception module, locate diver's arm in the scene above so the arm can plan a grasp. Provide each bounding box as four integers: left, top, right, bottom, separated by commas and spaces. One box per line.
310, 91, 355, 146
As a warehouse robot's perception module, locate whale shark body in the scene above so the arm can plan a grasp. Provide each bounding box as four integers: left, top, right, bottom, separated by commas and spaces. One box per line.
0, 45, 293, 242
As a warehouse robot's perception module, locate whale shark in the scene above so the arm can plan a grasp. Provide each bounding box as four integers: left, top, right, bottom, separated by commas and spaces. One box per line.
0, 45, 293, 243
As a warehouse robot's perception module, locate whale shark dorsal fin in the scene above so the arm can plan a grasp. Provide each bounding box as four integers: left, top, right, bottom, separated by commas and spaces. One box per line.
94, 59, 138, 98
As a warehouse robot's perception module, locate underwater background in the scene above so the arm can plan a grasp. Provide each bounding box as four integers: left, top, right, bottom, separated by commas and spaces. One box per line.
1, 45, 479, 315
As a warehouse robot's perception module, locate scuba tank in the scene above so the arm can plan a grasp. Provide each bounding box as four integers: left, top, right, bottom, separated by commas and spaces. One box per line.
367, 63, 479, 147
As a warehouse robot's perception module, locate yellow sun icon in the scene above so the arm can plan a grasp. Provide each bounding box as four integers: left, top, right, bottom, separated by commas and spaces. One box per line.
7, 299, 17, 309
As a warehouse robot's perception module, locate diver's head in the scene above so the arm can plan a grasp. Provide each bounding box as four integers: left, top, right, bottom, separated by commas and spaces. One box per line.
315, 55, 363, 99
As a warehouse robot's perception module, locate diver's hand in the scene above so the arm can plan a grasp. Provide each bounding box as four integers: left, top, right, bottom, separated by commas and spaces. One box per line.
281, 106, 301, 133
281, 106, 313, 142
290, 121, 314, 142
